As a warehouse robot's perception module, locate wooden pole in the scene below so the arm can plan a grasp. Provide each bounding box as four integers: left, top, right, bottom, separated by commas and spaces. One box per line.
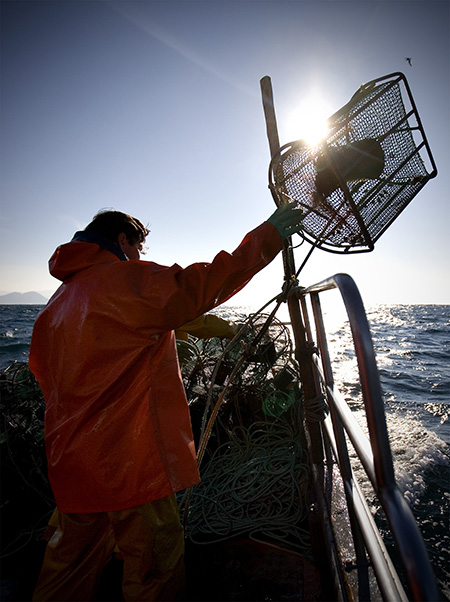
260, 76, 324, 464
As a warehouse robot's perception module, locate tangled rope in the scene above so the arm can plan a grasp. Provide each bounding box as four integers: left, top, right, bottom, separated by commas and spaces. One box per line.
184, 417, 310, 552
180, 308, 312, 554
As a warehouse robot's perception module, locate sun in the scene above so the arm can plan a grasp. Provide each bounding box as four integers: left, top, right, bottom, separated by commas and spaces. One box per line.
284, 95, 332, 147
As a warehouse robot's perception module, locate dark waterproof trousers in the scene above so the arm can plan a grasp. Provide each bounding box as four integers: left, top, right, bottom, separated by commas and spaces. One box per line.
32, 494, 185, 601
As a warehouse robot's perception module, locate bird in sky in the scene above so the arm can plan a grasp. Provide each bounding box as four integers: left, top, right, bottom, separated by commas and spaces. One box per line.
405, 57, 412, 66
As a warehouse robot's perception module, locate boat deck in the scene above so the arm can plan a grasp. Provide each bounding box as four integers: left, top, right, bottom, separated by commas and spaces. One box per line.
184, 539, 330, 601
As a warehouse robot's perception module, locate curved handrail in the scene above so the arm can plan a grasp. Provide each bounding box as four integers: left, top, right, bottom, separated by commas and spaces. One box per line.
296, 273, 441, 602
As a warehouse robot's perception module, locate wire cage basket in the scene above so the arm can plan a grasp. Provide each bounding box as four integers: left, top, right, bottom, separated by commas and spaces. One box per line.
269, 72, 437, 253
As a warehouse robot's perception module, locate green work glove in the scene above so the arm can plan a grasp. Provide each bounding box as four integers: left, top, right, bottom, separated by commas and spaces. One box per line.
267, 202, 304, 239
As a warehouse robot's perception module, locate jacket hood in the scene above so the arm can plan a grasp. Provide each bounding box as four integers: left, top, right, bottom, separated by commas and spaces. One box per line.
49, 231, 126, 282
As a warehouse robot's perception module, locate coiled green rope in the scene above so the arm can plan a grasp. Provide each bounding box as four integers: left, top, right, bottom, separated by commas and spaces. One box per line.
184, 415, 311, 552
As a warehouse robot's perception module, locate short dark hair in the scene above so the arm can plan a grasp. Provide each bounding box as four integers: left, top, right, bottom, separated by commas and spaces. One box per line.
85, 210, 149, 245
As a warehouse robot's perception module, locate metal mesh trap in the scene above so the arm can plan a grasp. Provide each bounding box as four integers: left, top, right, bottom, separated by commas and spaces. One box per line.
269, 72, 437, 253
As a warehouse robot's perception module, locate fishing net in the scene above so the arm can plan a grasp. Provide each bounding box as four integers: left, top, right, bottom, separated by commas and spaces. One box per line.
270, 72, 437, 253
0, 362, 54, 562
180, 313, 312, 553
0, 362, 52, 506
179, 313, 300, 447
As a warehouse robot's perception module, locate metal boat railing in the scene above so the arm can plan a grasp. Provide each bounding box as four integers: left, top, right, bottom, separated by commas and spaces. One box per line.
290, 273, 440, 601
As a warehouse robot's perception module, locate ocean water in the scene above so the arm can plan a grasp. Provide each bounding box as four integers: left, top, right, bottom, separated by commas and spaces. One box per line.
325, 304, 450, 598
1, 303, 449, 596
0, 305, 42, 371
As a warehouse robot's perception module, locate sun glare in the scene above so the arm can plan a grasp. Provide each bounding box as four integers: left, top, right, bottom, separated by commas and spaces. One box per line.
285, 97, 332, 147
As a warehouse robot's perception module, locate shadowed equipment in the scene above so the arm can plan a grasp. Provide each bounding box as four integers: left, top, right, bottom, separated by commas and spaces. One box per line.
315, 138, 385, 200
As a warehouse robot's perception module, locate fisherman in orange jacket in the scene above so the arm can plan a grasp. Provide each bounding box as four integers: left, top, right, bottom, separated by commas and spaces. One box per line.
29, 203, 303, 601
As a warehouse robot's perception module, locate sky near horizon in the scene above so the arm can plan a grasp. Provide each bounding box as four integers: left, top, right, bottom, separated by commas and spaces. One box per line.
1, 0, 449, 312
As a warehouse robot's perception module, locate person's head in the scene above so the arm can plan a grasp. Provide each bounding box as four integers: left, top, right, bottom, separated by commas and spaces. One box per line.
85, 210, 149, 259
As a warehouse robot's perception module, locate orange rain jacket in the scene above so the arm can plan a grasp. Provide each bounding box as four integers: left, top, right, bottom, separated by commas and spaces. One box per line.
29, 222, 282, 513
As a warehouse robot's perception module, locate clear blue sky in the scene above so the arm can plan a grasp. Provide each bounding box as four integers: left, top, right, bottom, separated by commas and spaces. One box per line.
1, 0, 449, 308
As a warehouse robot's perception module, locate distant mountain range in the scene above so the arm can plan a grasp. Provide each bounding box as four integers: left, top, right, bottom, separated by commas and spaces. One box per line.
0, 291, 49, 304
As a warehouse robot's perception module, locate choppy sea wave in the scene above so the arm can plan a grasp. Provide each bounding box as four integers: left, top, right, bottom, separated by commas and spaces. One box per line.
326, 304, 450, 596
0, 305, 42, 370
